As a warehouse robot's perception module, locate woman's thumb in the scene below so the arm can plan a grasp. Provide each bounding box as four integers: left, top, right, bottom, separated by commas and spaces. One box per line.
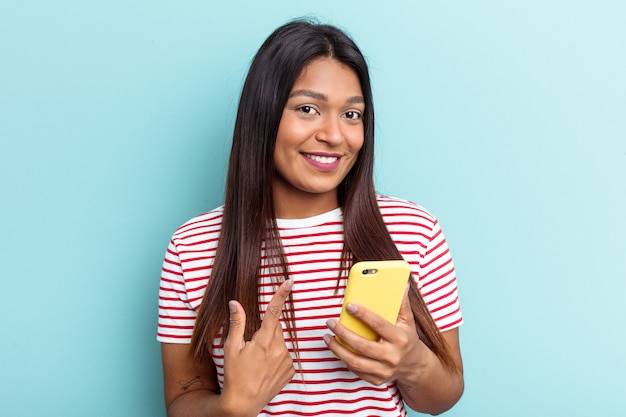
397, 284, 415, 325
224, 300, 246, 352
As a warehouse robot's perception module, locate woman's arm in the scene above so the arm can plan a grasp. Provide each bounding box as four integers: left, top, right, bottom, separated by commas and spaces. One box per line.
161, 280, 296, 417
161, 343, 225, 416
395, 328, 463, 414
324, 290, 464, 415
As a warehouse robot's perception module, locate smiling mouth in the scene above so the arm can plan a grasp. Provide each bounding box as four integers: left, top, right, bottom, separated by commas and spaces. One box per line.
302, 153, 339, 164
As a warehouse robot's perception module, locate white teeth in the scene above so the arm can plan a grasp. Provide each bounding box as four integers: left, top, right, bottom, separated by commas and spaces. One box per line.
304, 153, 338, 164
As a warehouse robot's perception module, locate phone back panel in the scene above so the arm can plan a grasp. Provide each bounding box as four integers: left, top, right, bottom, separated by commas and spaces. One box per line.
338, 260, 411, 343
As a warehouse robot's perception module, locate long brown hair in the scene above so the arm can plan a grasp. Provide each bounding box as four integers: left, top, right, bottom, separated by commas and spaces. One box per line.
190, 19, 456, 371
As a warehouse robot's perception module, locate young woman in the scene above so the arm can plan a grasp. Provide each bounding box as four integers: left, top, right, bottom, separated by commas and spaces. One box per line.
158, 20, 464, 417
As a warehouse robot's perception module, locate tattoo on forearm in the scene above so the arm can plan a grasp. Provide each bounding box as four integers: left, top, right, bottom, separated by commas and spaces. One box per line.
179, 376, 204, 391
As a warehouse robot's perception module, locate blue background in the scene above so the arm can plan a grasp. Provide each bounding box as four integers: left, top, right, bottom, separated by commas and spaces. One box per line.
1, 1, 625, 416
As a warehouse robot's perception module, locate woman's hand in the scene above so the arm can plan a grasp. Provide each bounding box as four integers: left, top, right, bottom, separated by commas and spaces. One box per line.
324, 285, 464, 414
220, 279, 296, 416
323, 285, 426, 386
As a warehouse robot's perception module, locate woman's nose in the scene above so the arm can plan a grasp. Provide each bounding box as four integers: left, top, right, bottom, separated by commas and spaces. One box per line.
314, 116, 343, 145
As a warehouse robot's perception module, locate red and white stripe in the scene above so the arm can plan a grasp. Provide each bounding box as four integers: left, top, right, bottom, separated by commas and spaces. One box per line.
157, 196, 462, 416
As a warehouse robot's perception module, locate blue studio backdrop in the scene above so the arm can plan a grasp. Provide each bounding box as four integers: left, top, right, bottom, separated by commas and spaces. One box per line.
1, 1, 625, 416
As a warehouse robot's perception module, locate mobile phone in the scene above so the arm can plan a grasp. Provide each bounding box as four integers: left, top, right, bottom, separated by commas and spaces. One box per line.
337, 260, 411, 350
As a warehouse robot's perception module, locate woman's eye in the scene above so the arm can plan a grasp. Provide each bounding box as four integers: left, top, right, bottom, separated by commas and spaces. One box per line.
298, 106, 318, 115
344, 111, 362, 120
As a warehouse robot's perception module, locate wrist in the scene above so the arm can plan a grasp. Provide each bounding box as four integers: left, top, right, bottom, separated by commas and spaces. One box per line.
396, 339, 433, 389
218, 389, 260, 417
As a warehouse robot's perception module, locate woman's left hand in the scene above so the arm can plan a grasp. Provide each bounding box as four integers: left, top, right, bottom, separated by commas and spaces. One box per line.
323, 286, 427, 386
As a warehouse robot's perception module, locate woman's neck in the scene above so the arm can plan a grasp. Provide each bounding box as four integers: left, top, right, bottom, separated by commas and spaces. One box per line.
272, 188, 339, 219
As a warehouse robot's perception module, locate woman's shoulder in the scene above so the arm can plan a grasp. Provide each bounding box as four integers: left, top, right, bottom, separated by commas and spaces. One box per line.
376, 195, 437, 224
171, 205, 225, 242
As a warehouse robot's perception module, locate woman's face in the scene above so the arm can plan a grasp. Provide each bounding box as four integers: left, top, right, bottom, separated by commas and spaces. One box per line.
272, 57, 365, 218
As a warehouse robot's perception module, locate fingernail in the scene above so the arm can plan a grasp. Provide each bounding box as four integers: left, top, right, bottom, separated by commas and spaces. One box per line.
284, 279, 293, 291
229, 301, 237, 313
346, 303, 358, 314
326, 319, 337, 330
323, 334, 331, 345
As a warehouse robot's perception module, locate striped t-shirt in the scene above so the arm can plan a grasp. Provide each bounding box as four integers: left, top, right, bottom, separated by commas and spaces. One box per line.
157, 195, 462, 416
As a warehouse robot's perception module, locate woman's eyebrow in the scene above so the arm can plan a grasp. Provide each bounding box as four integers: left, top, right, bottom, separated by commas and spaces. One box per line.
289, 89, 327, 101
289, 89, 364, 104
346, 96, 365, 104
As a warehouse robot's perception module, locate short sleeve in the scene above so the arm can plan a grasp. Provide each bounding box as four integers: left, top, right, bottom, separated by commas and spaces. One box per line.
156, 240, 197, 343
417, 220, 463, 331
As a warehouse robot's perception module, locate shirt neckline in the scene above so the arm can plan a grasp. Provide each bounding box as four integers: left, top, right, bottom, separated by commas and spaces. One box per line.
275, 207, 343, 229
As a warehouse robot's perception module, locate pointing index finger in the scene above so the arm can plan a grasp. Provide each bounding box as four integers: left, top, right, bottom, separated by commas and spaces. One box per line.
260, 279, 293, 331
